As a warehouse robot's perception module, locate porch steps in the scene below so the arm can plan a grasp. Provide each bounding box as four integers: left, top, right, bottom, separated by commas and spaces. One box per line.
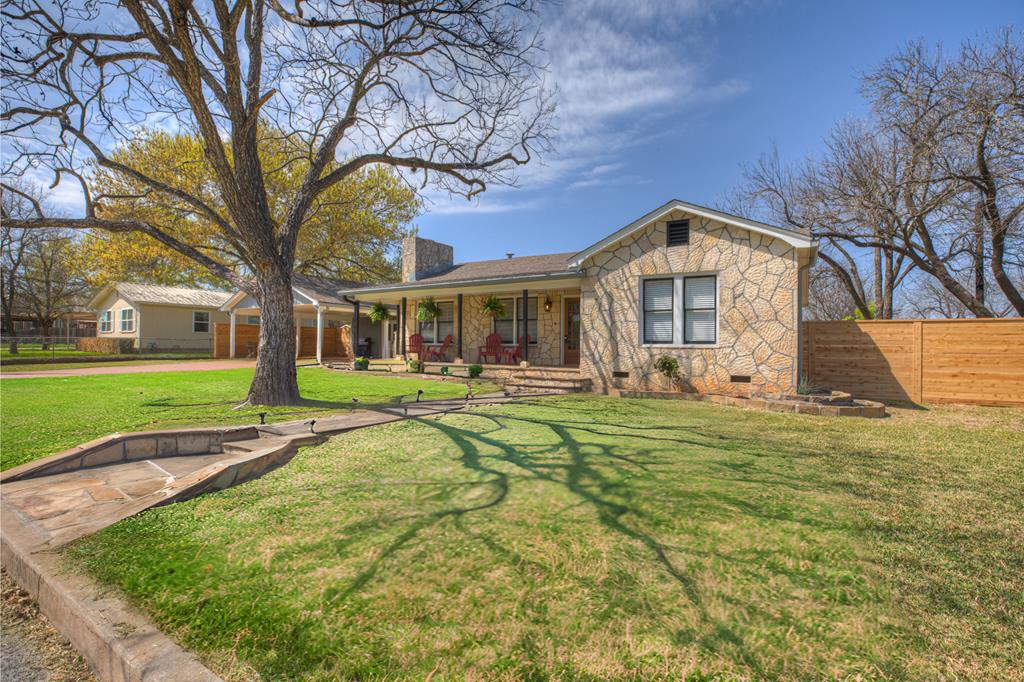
503, 371, 592, 394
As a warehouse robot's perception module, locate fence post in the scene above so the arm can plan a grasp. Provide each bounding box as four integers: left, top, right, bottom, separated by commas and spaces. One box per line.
913, 320, 924, 403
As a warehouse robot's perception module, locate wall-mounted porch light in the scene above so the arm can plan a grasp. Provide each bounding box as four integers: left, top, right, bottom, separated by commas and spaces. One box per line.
543, 295, 552, 313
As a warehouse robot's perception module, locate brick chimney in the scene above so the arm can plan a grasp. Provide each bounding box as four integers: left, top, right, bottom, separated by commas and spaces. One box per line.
402, 235, 454, 282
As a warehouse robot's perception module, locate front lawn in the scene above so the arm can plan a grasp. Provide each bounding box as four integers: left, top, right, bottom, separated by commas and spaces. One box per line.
65, 397, 1023, 681
0, 367, 494, 470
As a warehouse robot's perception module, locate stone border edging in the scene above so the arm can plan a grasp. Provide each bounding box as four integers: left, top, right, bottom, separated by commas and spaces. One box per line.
1, 509, 222, 682
618, 390, 887, 417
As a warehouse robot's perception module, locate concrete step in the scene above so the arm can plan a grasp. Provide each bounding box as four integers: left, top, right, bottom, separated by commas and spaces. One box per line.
221, 437, 288, 454
505, 377, 592, 392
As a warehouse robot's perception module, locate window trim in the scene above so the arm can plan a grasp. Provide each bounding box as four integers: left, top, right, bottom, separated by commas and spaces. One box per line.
99, 310, 112, 333
639, 273, 719, 348
192, 310, 211, 333
490, 296, 539, 345
119, 308, 134, 333
642, 278, 674, 345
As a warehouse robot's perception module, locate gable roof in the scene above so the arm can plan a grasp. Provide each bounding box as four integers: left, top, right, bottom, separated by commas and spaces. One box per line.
88, 282, 233, 310
568, 198, 816, 267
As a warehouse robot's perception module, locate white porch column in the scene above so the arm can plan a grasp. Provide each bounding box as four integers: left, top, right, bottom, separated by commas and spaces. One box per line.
315, 305, 324, 365
229, 309, 237, 358
381, 319, 390, 359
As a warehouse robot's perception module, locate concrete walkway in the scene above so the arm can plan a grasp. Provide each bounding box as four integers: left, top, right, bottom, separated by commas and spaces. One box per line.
0, 393, 525, 682
1, 359, 257, 379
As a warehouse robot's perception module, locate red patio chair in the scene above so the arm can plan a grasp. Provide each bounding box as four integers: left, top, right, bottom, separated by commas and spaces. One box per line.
427, 334, 454, 361
477, 333, 504, 364
502, 335, 530, 365
408, 333, 425, 358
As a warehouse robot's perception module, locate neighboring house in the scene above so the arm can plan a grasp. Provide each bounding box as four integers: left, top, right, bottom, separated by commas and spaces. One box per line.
335, 199, 818, 395
220, 275, 383, 360
88, 283, 232, 351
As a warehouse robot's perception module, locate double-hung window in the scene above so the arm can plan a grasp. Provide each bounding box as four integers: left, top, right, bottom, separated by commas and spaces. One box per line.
642, 275, 717, 345
119, 308, 134, 333
419, 301, 454, 343
193, 311, 210, 333
493, 298, 515, 343
100, 310, 112, 333
643, 279, 674, 344
491, 297, 538, 344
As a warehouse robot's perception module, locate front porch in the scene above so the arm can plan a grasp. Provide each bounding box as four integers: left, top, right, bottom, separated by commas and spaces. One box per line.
371, 284, 584, 369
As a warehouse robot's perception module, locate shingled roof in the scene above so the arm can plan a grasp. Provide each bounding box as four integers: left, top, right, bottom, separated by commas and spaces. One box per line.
337, 252, 579, 295
290, 274, 368, 305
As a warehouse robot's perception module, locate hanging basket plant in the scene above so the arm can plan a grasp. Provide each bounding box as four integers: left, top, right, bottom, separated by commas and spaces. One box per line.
367, 301, 392, 323
416, 297, 442, 322
480, 295, 506, 318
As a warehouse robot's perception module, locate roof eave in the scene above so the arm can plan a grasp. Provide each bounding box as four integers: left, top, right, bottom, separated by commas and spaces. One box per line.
568, 199, 816, 267
338, 270, 585, 298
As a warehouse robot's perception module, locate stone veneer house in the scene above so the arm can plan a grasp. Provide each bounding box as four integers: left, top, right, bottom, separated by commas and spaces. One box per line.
340, 199, 818, 395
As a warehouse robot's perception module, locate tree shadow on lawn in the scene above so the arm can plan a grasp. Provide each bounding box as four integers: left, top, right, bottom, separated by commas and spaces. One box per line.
307, 404, 899, 678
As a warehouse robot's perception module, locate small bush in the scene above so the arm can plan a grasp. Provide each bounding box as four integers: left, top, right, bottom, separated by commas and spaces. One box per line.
407, 358, 423, 373
654, 355, 680, 384
797, 379, 823, 395
468, 364, 483, 378
353, 357, 370, 370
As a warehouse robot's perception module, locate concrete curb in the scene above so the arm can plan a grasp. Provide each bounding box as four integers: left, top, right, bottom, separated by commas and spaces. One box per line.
1, 505, 222, 682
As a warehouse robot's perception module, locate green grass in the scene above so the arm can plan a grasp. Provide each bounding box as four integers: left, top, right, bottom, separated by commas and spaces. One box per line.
0, 367, 495, 470
63, 397, 1024, 681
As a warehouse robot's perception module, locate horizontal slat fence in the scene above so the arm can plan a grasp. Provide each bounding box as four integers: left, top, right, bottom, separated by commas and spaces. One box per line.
214, 323, 352, 359
804, 318, 1024, 406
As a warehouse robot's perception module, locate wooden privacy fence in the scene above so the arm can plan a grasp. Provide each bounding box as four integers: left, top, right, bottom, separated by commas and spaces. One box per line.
803, 318, 1024, 406
213, 323, 352, 359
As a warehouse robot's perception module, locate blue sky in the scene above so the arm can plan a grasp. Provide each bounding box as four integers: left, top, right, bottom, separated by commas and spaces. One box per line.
417, 0, 1022, 262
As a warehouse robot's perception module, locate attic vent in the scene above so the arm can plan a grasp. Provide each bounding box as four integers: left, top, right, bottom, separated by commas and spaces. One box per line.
730, 375, 752, 383
667, 220, 690, 247
612, 370, 629, 378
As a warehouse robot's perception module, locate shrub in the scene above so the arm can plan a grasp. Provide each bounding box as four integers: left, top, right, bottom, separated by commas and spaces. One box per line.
353, 357, 370, 370
468, 364, 483, 378
407, 358, 423, 373
654, 355, 680, 389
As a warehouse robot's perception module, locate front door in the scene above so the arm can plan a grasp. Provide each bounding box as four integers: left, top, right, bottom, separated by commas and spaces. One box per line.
563, 297, 581, 366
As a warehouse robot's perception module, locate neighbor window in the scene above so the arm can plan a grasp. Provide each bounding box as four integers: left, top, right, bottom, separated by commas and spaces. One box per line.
119, 308, 134, 333
99, 310, 112, 333
642, 274, 717, 345
419, 300, 454, 344
491, 297, 538, 345
245, 315, 260, 325
193, 311, 210, 333
667, 219, 690, 247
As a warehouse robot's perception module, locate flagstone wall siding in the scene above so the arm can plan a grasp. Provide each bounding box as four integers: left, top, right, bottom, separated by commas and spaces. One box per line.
401, 291, 575, 366
579, 211, 801, 395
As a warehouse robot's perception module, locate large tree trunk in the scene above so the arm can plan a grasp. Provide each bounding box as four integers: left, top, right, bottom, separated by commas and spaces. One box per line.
247, 272, 301, 405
